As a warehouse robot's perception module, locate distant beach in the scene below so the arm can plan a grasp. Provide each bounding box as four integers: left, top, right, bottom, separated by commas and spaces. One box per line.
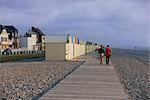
112, 48, 150, 100
112, 48, 150, 65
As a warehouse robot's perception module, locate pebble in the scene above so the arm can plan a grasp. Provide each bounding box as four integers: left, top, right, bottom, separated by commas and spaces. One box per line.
112, 54, 150, 100
0, 61, 82, 99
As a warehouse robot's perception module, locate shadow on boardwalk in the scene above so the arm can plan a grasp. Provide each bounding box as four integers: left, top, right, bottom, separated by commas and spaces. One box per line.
39, 53, 129, 100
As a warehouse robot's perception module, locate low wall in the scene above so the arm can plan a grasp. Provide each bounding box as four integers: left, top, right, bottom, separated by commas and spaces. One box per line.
86, 45, 95, 53
65, 43, 96, 60
66, 43, 74, 60
73, 44, 86, 58
0, 53, 44, 63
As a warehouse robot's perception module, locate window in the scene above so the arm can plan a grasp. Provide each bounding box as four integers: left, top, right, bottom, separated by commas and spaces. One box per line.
5, 37, 7, 41
1, 37, 4, 41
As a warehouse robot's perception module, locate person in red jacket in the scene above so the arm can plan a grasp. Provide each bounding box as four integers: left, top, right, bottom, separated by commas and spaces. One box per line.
106, 45, 112, 64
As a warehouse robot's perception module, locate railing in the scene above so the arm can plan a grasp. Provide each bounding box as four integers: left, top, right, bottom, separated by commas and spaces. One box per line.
0, 50, 45, 56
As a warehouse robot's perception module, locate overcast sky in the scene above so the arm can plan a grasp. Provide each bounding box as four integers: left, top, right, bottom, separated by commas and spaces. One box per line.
0, 0, 149, 48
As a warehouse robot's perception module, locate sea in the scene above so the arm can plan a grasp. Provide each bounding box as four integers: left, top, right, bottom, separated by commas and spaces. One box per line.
112, 48, 150, 65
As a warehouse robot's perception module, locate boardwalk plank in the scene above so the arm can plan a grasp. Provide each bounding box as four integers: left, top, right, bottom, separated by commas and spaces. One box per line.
39, 55, 128, 100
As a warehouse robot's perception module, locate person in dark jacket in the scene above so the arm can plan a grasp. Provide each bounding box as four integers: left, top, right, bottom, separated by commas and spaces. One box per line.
105, 45, 112, 64
98, 45, 105, 64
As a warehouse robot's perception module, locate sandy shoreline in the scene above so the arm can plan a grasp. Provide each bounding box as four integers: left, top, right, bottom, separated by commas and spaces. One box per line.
112, 54, 150, 100
0, 61, 83, 99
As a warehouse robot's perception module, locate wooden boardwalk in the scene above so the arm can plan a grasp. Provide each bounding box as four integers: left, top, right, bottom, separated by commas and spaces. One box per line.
39, 54, 128, 100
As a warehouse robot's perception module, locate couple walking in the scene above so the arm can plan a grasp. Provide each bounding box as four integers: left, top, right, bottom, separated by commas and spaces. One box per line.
98, 45, 112, 64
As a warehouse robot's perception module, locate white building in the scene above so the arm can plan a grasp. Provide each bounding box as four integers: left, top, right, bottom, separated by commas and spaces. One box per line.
0, 29, 13, 51
20, 27, 45, 50
20, 33, 38, 50
0, 25, 20, 51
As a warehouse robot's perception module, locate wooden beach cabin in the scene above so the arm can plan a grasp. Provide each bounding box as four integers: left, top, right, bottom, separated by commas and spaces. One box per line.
45, 34, 96, 61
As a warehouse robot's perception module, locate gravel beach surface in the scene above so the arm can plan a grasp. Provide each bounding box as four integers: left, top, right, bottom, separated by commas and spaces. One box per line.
112, 49, 150, 100
0, 61, 83, 99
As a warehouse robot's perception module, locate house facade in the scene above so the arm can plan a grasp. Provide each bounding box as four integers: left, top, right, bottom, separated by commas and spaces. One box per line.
31, 27, 45, 50
20, 27, 45, 50
0, 25, 20, 51
20, 33, 37, 50
0, 29, 12, 50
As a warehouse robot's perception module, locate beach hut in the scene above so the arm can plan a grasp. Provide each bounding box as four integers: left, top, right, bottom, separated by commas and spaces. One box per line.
45, 34, 74, 61
45, 35, 67, 61
45, 35, 96, 61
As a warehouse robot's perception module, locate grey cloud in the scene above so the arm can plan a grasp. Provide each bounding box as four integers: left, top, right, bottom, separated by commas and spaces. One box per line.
0, 0, 149, 48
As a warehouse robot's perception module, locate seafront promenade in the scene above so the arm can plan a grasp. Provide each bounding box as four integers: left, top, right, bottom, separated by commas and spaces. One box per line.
39, 54, 129, 100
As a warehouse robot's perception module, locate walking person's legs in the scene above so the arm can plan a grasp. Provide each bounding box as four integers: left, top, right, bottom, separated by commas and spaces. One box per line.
100, 55, 102, 64
108, 55, 111, 64
108, 56, 110, 64
102, 56, 104, 64
100, 55, 104, 64
100, 54, 101, 64
106, 56, 108, 64
106, 55, 110, 64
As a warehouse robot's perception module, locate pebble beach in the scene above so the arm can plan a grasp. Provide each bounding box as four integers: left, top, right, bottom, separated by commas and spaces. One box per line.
0, 49, 149, 100
112, 49, 150, 100
0, 61, 83, 99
